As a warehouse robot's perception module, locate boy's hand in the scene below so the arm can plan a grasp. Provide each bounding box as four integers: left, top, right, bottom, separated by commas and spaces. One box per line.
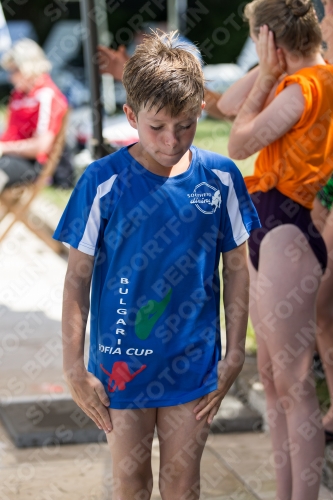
65, 368, 112, 433
193, 355, 244, 424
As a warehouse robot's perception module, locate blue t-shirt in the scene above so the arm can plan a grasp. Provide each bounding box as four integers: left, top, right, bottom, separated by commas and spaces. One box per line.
54, 145, 260, 409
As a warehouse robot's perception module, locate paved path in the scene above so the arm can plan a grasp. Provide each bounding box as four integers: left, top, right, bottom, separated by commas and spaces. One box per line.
0, 212, 333, 499
0, 218, 78, 401
1, 423, 333, 500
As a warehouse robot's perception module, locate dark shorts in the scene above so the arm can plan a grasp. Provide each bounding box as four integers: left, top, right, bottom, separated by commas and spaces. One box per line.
248, 189, 327, 273
0, 155, 42, 189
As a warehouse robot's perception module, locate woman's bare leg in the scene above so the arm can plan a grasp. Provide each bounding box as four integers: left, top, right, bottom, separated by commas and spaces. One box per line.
106, 407, 156, 500
316, 208, 333, 430
249, 258, 292, 500
311, 197, 329, 234
157, 399, 210, 500
258, 225, 324, 500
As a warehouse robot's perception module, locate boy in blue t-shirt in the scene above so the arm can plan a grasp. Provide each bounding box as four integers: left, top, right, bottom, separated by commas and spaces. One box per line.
54, 32, 260, 499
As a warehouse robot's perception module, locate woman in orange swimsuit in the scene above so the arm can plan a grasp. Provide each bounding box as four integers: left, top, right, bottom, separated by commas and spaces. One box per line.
219, 1, 333, 499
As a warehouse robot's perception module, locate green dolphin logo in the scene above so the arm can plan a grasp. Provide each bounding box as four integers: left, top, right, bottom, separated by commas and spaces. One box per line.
135, 288, 172, 340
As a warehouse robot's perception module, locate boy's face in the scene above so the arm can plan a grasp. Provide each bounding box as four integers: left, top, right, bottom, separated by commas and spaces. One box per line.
123, 103, 204, 168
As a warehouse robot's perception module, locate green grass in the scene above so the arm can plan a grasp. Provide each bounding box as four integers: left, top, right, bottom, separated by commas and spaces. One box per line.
244, 320, 257, 355
316, 378, 330, 412
193, 118, 257, 177
41, 186, 72, 210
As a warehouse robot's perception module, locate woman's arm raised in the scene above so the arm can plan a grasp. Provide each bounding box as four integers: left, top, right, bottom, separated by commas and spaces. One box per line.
217, 65, 260, 118
228, 26, 304, 159
228, 81, 304, 159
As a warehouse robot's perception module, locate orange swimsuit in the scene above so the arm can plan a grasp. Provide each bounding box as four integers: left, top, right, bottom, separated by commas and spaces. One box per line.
245, 64, 333, 272
245, 64, 333, 209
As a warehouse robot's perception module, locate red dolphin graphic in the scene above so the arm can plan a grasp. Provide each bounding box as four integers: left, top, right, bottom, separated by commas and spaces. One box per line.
100, 362, 147, 392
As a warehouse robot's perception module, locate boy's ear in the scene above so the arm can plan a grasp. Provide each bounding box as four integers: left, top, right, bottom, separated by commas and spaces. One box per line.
197, 101, 206, 119
123, 104, 138, 129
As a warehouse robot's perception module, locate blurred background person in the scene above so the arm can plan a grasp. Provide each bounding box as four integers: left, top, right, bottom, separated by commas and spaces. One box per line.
0, 38, 68, 193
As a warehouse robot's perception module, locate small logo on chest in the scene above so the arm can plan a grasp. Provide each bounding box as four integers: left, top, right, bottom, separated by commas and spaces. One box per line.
187, 182, 221, 214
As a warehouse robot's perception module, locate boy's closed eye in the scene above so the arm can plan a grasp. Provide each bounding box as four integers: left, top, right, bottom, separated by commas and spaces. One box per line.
150, 124, 193, 131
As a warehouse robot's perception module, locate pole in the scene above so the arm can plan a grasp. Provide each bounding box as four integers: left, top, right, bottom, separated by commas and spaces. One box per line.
167, 0, 187, 34
178, 0, 187, 34
95, 0, 116, 115
167, 0, 179, 32
80, 0, 112, 159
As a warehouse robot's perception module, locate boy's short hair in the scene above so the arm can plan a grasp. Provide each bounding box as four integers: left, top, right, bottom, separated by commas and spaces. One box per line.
123, 31, 205, 117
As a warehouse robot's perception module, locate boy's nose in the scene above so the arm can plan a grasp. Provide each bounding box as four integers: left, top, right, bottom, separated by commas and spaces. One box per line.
163, 131, 179, 147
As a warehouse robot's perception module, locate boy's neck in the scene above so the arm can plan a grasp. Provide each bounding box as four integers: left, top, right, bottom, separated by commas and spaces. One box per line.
128, 143, 192, 177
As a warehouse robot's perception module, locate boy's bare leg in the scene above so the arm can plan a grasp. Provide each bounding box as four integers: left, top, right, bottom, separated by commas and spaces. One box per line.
106, 407, 156, 500
157, 399, 210, 500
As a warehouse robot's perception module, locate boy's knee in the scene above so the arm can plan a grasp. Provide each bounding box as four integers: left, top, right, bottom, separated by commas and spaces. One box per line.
115, 473, 152, 498
160, 472, 199, 499
118, 449, 151, 477
134, 489, 152, 500
159, 455, 200, 495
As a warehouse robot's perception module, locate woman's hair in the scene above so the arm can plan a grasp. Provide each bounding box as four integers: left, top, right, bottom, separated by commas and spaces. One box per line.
244, 0, 322, 56
123, 31, 204, 116
1, 38, 52, 77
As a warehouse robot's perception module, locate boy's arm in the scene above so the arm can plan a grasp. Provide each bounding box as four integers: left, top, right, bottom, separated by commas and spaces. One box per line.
63, 246, 112, 433
193, 242, 249, 423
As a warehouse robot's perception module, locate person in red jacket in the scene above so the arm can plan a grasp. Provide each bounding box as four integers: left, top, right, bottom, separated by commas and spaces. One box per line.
0, 38, 68, 193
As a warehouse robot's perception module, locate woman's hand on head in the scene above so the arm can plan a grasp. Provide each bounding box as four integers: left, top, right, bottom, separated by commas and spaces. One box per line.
257, 25, 286, 81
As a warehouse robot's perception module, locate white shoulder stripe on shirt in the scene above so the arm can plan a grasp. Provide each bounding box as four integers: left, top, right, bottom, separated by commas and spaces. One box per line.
35, 88, 54, 135
78, 174, 118, 255
212, 169, 247, 241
